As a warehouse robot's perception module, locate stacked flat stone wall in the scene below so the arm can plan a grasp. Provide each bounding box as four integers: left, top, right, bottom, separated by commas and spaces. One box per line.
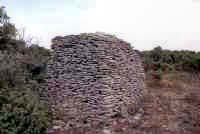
46, 33, 146, 134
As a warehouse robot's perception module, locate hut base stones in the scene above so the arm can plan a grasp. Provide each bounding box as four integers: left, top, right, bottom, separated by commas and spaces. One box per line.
46, 33, 146, 134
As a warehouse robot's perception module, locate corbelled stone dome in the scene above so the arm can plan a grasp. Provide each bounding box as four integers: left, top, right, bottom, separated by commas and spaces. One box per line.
46, 33, 146, 134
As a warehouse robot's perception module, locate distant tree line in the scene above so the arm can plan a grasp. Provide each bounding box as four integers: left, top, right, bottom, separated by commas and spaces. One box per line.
142, 46, 200, 79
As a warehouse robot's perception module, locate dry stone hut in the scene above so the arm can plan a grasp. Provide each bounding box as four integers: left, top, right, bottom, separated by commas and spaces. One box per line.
46, 33, 146, 134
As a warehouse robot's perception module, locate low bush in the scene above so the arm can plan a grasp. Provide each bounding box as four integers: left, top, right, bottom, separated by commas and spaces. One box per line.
0, 88, 51, 134
142, 46, 200, 72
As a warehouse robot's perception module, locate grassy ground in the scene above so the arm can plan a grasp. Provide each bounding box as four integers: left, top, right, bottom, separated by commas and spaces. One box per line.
138, 72, 200, 134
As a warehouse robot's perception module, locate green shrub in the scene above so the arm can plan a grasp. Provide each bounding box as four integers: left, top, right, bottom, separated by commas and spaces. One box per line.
0, 52, 28, 88
142, 46, 200, 72
0, 6, 52, 134
0, 88, 51, 134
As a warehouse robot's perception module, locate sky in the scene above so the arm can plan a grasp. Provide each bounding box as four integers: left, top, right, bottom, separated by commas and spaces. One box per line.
1, 0, 200, 51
